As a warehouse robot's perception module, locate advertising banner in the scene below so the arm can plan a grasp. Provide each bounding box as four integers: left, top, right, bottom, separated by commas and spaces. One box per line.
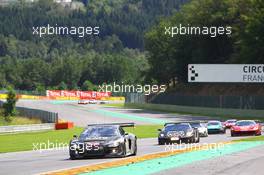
46, 90, 111, 99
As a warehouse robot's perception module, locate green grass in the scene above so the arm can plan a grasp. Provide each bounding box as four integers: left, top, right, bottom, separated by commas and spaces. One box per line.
0, 127, 84, 153
233, 136, 264, 142
124, 103, 264, 122
0, 117, 42, 126
125, 125, 162, 138
0, 109, 42, 126
0, 125, 160, 153
102, 103, 125, 108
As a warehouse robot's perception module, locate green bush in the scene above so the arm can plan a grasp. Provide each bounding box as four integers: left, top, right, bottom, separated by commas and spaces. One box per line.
3, 87, 18, 122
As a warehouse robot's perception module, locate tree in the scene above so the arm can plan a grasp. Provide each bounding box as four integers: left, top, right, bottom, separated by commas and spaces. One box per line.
57, 82, 67, 90
3, 87, 18, 122
81, 80, 98, 91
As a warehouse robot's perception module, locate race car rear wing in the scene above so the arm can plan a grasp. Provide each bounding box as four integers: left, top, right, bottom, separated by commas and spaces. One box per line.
164, 121, 207, 126
87, 123, 135, 127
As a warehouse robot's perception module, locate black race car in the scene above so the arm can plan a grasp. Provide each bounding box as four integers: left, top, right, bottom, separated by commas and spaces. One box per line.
69, 123, 137, 159
158, 122, 200, 145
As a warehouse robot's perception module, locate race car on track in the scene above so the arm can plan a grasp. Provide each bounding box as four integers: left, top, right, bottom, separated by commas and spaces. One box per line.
69, 123, 137, 159
223, 119, 237, 128
189, 121, 208, 137
207, 121, 226, 134
231, 120, 262, 137
88, 99, 97, 104
78, 99, 89, 105
158, 122, 200, 145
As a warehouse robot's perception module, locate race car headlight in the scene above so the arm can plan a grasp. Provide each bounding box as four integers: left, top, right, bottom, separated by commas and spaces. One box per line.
253, 126, 258, 130
186, 130, 193, 137
160, 133, 165, 137
107, 138, 124, 147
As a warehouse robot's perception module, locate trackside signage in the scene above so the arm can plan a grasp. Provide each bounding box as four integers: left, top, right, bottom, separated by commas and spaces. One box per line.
188, 64, 264, 83
46, 90, 111, 99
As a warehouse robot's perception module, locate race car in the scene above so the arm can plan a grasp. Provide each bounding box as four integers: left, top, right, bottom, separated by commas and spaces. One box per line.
158, 122, 200, 145
189, 121, 208, 137
78, 99, 89, 105
88, 99, 97, 104
231, 120, 262, 137
223, 119, 237, 128
207, 121, 226, 134
69, 123, 137, 159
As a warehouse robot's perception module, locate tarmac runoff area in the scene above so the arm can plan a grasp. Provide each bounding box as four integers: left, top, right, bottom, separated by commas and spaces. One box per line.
0, 100, 262, 175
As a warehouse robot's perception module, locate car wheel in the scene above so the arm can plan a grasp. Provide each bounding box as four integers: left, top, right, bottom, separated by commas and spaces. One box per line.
132, 140, 137, 156
69, 151, 77, 160
195, 135, 200, 143
122, 144, 127, 157
231, 132, 236, 137
189, 135, 195, 143
158, 139, 165, 145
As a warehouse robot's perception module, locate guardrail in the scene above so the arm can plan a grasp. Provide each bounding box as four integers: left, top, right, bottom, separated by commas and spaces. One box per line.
0, 123, 55, 133
16, 107, 58, 123
0, 100, 58, 123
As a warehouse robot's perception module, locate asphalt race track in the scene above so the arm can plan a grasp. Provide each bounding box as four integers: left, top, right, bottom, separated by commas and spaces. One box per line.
0, 100, 263, 175
16, 100, 215, 126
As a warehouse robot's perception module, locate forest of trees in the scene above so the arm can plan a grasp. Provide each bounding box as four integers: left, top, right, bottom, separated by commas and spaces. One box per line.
0, 0, 263, 91
145, 0, 264, 84
0, 0, 188, 90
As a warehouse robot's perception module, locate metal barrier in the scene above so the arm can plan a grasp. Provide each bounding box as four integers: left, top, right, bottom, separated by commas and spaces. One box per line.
0, 123, 55, 133
0, 100, 58, 123
16, 107, 58, 123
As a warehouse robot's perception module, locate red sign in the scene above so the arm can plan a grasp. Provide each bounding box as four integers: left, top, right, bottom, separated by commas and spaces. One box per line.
46, 90, 111, 99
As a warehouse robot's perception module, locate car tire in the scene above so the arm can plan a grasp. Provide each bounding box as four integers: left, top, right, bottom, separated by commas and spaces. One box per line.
222, 129, 226, 134
69, 151, 77, 160
122, 144, 127, 158
195, 135, 200, 143
189, 135, 195, 143
158, 140, 165, 145
132, 140, 137, 156
231, 132, 236, 137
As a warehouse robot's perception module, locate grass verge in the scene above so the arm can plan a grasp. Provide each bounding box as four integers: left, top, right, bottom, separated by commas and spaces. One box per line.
102, 103, 125, 108
0, 108, 42, 126
124, 103, 264, 122
0, 125, 160, 153
233, 135, 264, 142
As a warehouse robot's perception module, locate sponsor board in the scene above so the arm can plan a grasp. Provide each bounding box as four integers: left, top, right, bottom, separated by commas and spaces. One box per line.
188, 64, 264, 83
46, 90, 111, 99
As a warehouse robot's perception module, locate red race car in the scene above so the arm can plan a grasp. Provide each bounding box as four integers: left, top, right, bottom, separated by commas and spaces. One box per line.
224, 119, 237, 128
231, 120, 262, 137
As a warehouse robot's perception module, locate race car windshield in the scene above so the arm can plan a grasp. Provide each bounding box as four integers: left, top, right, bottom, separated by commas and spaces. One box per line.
165, 124, 190, 131
190, 123, 201, 127
208, 122, 220, 126
236, 121, 255, 126
80, 126, 119, 139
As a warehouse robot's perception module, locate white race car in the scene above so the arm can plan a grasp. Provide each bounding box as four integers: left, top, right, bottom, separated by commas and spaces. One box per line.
190, 122, 208, 137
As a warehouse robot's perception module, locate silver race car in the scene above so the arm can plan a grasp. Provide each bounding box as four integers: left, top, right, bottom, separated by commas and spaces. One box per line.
69, 123, 137, 159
